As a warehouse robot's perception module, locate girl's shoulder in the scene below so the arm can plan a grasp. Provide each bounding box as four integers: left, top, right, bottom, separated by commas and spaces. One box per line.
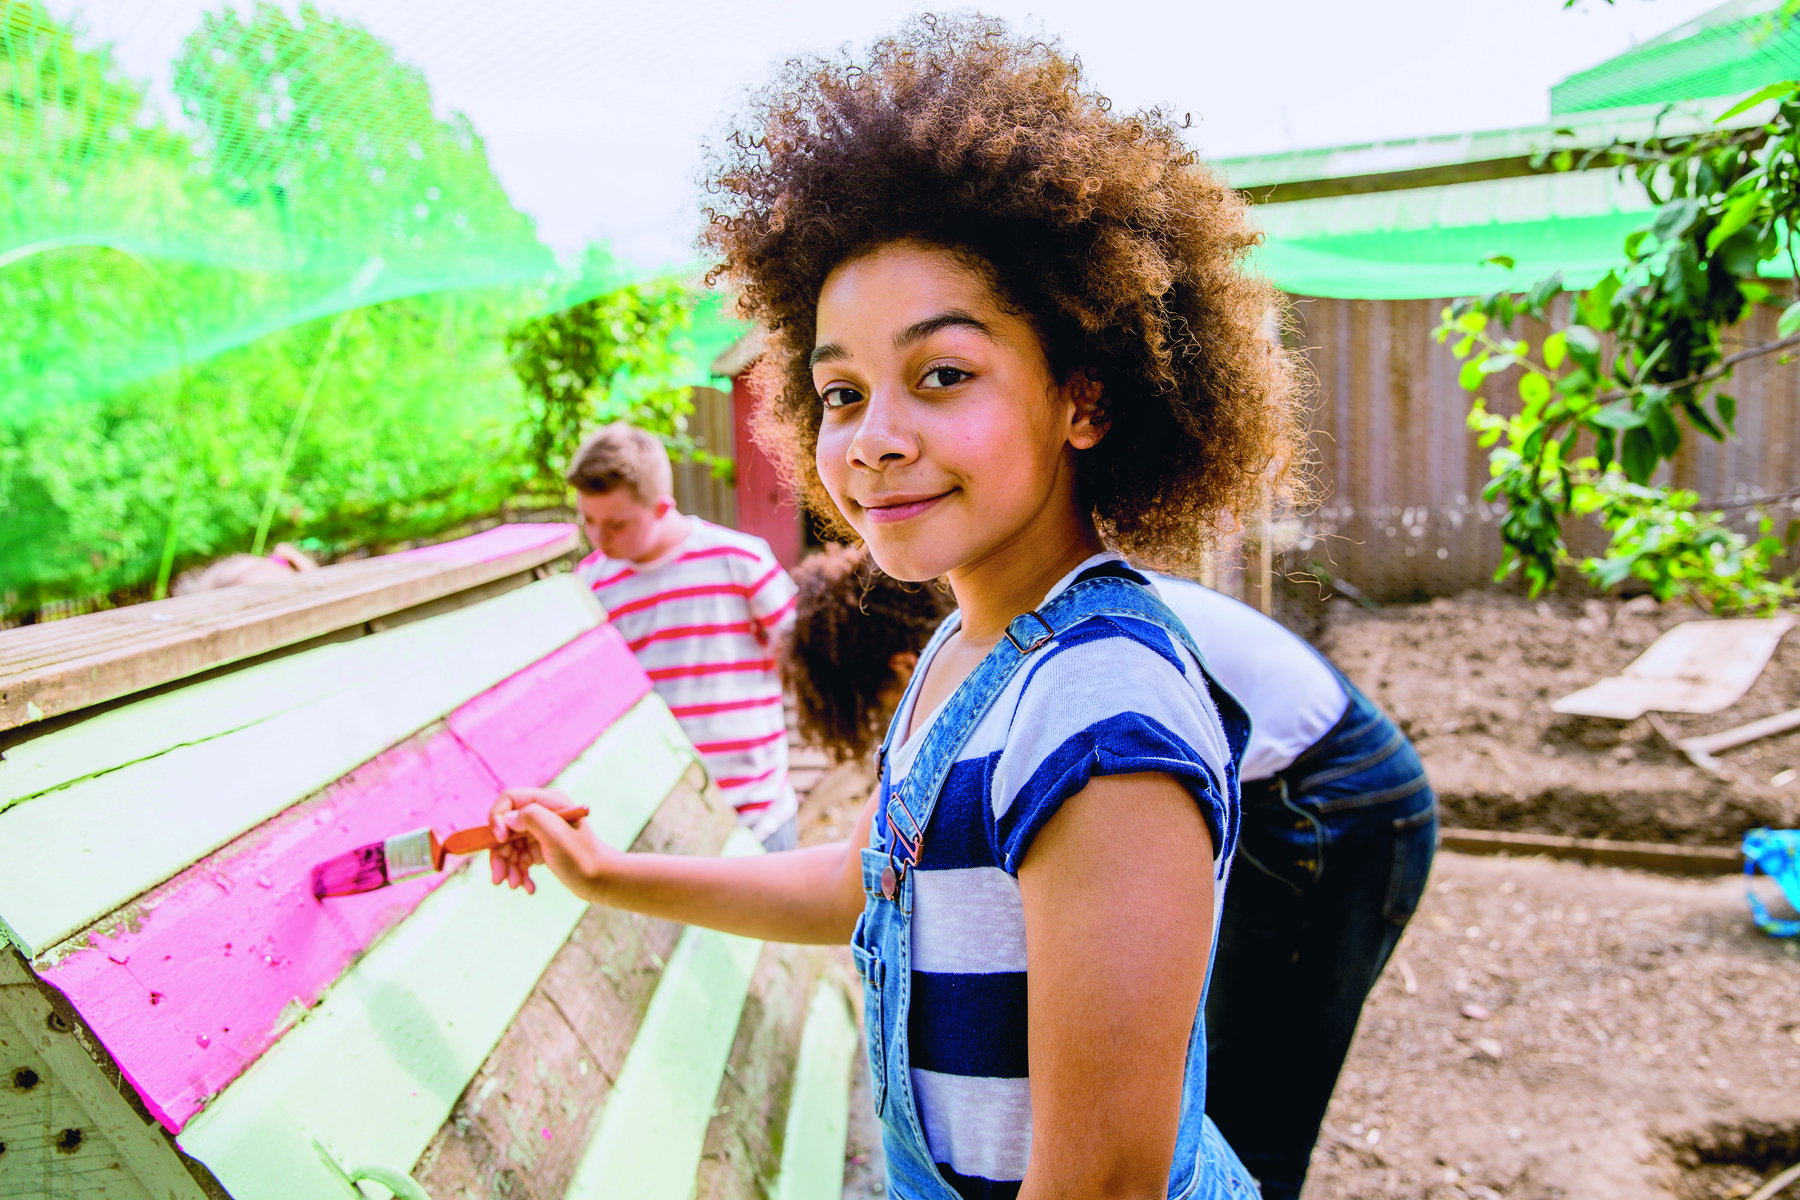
979, 608, 1240, 874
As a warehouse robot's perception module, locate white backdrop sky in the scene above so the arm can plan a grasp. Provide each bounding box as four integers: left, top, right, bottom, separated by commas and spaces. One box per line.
53, 0, 1730, 268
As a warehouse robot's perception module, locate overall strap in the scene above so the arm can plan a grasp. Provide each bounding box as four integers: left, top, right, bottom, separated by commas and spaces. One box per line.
879, 563, 1248, 874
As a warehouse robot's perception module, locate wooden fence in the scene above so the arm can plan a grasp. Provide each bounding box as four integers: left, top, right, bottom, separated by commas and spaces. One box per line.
673, 386, 738, 529
1251, 296, 1800, 604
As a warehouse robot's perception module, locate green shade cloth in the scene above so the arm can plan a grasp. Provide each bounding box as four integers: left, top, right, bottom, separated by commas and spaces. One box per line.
1553, 0, 1800, 115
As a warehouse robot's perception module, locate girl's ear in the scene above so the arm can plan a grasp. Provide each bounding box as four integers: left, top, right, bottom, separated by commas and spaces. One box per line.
1064, 370, 1108, 450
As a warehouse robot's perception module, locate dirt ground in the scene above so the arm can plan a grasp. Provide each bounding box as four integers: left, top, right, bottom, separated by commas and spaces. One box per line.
1304, 852, 1799, 1200
1315, 591, 1800, 847
786, 591, 1800, 1200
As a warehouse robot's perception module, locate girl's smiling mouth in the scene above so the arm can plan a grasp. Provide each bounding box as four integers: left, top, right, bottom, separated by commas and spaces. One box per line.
859, 490, 954, 524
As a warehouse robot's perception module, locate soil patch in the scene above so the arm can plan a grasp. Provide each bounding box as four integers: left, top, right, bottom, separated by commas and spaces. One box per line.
1304, 851, 1800, 1200
1316, 592, 1800, 846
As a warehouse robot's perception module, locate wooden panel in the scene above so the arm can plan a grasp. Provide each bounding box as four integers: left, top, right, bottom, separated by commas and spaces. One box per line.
562, 830, 766, 1200
1287, 295, 1800, 601
412, 768, 734, 1199
0, 583, 617, 958
34, 690, 677, 1135
671, 387, 739, 529
771, 982, 859, 1200
0, 575, 602, 812
0, 523, 578, 731
171, 713, 709, 1200
693, 941, 827, 1200
0, 952, 210, 1200
0, 995, 154, 1199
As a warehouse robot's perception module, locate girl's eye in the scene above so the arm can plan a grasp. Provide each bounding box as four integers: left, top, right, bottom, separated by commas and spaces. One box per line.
920, 366, 969, 389
820, 385, 863, 410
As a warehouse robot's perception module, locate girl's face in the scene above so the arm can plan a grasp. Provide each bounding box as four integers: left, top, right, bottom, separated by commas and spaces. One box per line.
811, 242, 1103, 583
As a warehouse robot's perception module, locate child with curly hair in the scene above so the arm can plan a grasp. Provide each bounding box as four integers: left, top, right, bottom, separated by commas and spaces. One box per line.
488, 15, 1305, 1199
780, 544, 953, 765
778, 542, 1437, 1200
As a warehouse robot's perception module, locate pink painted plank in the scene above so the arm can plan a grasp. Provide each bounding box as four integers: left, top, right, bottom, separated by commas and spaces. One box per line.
38, 622, 653, 1133
450, 623, 649, 788
391, 522, 577, 566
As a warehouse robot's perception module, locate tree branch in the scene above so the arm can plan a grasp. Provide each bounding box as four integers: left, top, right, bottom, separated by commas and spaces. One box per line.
1594, 328, 1800, 403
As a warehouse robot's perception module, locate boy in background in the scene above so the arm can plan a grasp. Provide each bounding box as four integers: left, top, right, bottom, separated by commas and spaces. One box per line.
568, 424, 800, 850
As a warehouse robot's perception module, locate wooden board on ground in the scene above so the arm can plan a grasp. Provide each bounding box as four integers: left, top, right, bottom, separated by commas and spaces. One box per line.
0, 522, 577, 731
1438, 826, 1743, 875
1551, 614, 1797, 719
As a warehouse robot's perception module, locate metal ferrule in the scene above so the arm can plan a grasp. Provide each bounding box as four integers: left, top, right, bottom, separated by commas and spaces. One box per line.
382, 829, 437, 883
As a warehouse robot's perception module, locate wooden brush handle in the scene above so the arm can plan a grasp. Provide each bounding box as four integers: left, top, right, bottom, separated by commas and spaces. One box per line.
440, 806, 590, 857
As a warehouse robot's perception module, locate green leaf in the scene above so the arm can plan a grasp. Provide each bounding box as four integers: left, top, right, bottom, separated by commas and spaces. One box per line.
1621, 427, 1658, 484
1590, 401, 1648, 430
1717, 393, 1737, 436
1682, 396, 1725, 442
1519, 372, 1552, 408
1624, 230, 1652, 260
1778, 301, 1800, 338
1594, 428, 1616, 471
1645, 400, 1682, 456
1563, 323, 1603, 366
1525, 271, 1565, 314
1580, 273, 1620, 330
1543, 331, 1568, 370
1453, 335, 1475, 359
1459, 358, 1486, 391
1483, 255, 1516, 270
1478, 353, 1520, 376
1706, 186, 1768, 252
1714, 81, 1798, 124
1740, 281, 1771, 305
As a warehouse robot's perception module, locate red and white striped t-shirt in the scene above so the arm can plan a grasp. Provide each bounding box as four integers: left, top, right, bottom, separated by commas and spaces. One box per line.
577, 519, 799, 838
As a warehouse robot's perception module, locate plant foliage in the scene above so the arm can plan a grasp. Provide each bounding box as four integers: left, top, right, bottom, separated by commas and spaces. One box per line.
1434, 82, 1800, 612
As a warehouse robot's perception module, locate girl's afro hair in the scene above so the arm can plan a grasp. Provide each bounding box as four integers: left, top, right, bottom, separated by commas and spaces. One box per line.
702, 13, 1308, 570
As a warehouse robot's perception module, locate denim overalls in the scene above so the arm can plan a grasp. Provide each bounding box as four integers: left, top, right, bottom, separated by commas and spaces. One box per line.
849, 563, 1261, 1200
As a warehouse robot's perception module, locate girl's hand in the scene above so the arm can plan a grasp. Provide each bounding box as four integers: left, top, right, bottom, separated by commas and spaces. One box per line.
487, 787, 620, 898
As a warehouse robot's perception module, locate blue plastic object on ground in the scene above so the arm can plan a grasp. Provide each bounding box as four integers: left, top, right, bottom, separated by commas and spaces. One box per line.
1742, 828, 1800, 937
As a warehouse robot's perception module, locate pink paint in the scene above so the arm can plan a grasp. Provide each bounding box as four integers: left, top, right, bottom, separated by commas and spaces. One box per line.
390, 523, 576, 566
39, 624, 653, 1133
449, 624, 648, 789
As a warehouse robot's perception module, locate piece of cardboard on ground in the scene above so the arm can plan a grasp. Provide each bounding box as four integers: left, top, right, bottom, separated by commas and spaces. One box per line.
1551, 613, 1797, 719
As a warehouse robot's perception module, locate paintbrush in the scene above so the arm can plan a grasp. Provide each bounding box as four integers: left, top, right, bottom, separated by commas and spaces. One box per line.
311, 807, 589, 899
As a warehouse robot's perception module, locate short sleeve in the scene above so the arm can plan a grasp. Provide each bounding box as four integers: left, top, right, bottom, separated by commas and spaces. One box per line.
987, 617, 1237, 878
745, 554, 798, 639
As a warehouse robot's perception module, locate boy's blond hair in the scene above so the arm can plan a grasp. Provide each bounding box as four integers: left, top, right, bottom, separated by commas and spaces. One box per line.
566, 424, 674, 505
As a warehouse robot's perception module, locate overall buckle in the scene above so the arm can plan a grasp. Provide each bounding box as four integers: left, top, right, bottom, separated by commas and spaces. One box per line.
1004, 610, 1056, 654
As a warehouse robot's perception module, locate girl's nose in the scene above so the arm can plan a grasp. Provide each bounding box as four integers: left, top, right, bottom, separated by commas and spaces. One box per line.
847, 390, 918, 471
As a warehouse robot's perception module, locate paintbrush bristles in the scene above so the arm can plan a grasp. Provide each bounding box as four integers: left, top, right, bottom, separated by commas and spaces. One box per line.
310, 828, 439, 899
311, 844, 390, 899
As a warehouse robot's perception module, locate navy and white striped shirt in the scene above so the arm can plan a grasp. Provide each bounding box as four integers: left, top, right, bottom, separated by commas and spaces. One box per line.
876, 556, 1241, 1200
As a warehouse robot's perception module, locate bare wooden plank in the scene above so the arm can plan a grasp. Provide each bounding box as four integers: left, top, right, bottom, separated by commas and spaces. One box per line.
1438, 827, 1742, 875
412, 768, 735, 1200
0, 524, 578, 731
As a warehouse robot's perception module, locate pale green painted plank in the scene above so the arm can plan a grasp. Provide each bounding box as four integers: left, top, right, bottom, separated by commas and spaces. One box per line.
563, 827, 766, 1200
0, 577, 604, 958
174, 712, 709, 1200
562, 693, 709, 849
772, 982, 859, 1200
0, 575, 602, 811
177, 861, 589, 1200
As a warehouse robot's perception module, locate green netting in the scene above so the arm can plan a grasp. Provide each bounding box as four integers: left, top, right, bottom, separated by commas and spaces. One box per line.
0, 0, 746, 613
1552, 0, 1800, 115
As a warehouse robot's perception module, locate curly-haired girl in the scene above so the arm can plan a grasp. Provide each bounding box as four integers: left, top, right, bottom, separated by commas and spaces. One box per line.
489, 15, 1305, 1200
781, 545, 953, 763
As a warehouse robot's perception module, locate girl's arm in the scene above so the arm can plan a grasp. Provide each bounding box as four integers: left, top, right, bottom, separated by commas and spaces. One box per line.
487, 787, 876, 944
1016, 771, 1218, 1200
